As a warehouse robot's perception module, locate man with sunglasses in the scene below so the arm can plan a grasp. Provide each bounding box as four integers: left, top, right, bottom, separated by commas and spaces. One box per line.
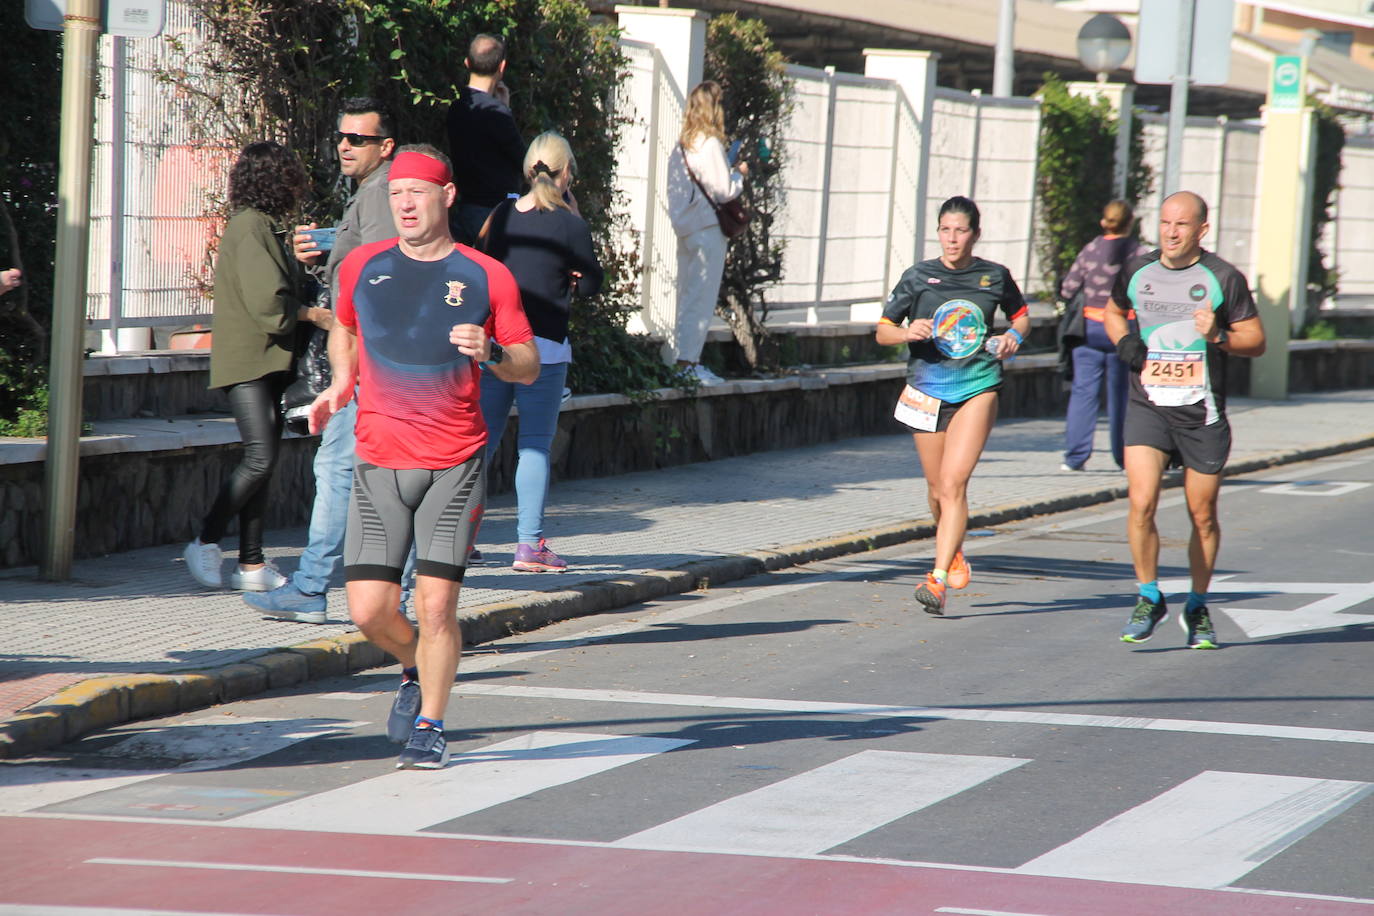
243, 97, 399, 625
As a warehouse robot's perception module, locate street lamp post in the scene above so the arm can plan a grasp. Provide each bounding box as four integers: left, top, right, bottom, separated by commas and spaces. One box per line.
1076, 13, 1134, 200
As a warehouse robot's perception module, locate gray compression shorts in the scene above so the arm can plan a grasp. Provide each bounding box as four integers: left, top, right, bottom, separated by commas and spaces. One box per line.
344, 457, 485, 584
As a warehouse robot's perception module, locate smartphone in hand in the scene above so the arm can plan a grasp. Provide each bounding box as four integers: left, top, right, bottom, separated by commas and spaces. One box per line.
727, 139, 743, 165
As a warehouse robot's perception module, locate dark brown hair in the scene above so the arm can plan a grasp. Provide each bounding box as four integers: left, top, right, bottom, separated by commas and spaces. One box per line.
227, 141, 305, 219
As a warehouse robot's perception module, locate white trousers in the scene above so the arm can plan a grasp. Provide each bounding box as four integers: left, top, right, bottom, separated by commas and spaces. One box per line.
666, 223, 727, 364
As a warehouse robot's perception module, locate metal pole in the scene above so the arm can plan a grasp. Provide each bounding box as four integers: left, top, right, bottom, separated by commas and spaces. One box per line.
1114, 86, 1134, 200
993, 0, 1015, 97
42, 0, 101, 580
1163, 0, 1196, 197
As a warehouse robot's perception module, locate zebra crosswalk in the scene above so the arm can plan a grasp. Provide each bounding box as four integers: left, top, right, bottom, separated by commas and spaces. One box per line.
3, 710, 1369, 896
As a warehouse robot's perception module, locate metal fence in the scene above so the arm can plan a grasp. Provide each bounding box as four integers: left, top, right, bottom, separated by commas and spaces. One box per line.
1136, 114, 1262, 282
82, 11, 1372, 340
1332, 136, 1374, 297
770, 74, 1043, 313
87, 0, 230, 333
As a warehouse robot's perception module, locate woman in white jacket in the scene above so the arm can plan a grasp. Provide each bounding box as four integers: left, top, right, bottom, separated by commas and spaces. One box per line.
666, 80, 748, 385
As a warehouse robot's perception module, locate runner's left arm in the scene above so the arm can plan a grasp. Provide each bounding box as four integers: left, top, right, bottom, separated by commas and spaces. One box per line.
990, 267, 1031, 360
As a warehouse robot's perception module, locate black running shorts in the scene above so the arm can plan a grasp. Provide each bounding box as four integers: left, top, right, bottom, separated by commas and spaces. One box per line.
1124, 404, 1231, 475
344, 457, 485, 584
933, 387, 1000, 433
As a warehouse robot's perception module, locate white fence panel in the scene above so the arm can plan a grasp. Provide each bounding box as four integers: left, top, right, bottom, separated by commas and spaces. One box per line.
616, 41, 684, 342
87, 0, 230, 330
1334, 137, 1374, 296
819, 74, 898, 304
969, 98, 1041, 292
1215, 122, 1261, 282
773, 65, 835, 307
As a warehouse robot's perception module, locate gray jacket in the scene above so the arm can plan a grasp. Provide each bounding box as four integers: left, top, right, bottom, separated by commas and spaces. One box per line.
326, 159, 394, 299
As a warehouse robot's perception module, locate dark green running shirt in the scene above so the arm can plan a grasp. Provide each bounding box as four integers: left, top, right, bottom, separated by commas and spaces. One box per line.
1110, 249, 1258, 428
880, 257, 1028, 403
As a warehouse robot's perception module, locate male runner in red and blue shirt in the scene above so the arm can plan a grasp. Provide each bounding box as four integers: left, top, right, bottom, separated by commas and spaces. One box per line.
310, 145, 537, 768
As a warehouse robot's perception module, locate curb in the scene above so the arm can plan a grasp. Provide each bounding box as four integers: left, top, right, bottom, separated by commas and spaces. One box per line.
3, 433, 1371, 760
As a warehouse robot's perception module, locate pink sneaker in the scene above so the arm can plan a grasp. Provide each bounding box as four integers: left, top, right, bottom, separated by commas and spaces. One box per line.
512, 539, 567, 572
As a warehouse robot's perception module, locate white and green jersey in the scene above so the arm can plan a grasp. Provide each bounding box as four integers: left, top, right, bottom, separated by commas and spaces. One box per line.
1111, 249, 1257, 428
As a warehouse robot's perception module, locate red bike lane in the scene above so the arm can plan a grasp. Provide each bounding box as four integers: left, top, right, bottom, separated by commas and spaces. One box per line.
2, 815, 1367, 915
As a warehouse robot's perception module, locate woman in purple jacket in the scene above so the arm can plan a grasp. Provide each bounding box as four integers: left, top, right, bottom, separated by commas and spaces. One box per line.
1059, 200, 1149, 471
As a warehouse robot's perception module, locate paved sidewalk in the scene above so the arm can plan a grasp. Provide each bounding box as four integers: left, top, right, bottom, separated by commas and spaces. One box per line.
3, 388, 1373, 758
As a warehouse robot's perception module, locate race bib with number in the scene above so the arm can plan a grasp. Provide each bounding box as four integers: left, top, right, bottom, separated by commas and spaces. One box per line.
894, 384, 941, 431
1141, 349, 1205, 407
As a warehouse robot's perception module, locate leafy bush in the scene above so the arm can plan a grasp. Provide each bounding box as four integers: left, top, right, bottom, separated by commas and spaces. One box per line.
162, 0, 680, 397
0, 7, 61, 428
1307, 99, 1344, 318
1034, 73, 1151, 296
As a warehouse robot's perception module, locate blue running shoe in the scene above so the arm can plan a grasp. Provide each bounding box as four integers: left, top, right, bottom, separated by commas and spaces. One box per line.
1120, 595, 1168, 643
387, 678, 421, 744
243, 584, 327, 624
397, 724, 448, 769
1181, 606, 1220, 649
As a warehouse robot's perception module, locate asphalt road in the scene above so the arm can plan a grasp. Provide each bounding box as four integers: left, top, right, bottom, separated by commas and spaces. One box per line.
2, 452, 1372, 915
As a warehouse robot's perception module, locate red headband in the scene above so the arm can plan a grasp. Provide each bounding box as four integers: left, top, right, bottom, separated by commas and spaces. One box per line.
389, 151, 452, 186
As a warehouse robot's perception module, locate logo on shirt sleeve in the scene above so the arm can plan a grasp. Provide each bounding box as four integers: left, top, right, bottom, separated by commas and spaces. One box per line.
445, 280, 467, 307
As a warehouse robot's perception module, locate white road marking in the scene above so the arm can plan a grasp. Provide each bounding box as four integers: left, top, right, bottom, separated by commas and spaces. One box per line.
229, 731, 692, 834
614, 750, 1027, 855
0, 716, 365, 814
0, 907, 254, 916
1015, 770, 1373, 889
1160, 576, 1374, 638
455, 684, 1374, 745
1259, 480, 1371, 497
85, 857, 511, 883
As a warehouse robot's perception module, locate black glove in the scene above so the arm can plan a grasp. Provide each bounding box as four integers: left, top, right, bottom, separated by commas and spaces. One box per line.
1116, 333, 1148, 371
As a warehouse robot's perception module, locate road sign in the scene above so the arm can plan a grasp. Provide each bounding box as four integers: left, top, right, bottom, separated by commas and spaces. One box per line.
1269, 55, 1305, 111
25, 0, 165, 38
1135, 0, 1235, 86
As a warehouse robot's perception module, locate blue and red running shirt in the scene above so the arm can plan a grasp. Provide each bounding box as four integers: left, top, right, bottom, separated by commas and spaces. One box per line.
335, 239, 533, 469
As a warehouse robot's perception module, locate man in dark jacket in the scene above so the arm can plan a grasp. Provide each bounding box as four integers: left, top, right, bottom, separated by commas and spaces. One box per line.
445, 33, 525, 244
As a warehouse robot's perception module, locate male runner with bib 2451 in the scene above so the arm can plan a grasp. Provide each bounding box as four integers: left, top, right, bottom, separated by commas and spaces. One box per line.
309, 145, 537, 769
1106, 191, 1265, 650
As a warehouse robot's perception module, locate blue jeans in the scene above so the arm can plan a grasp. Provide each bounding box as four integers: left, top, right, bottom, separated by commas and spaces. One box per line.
293, 399, 414, 600
292, 400, 356, 595
480, 362, 568, 544
1063, 323, 1127, 470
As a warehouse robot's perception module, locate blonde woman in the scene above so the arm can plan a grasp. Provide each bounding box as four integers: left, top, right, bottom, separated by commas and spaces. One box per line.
477, 131, 603, 571
666, 80, 748, 385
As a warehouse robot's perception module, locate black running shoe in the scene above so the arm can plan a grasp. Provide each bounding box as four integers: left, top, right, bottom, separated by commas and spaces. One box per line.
1181, 605, 1219, 649
387, 678, 421, 744
1120, 595, 1168, 643
397, 724, 449, 769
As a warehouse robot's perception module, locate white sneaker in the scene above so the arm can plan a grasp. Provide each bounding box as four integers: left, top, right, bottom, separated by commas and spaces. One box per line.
229, 560, 287, 592
1059, 462, 1084, 472
692, 364, 725, 386
184, 539, 223, 588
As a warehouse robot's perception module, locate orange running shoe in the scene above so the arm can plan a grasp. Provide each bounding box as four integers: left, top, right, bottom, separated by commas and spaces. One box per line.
914, 574, 947, 615
947, 550, 971, 590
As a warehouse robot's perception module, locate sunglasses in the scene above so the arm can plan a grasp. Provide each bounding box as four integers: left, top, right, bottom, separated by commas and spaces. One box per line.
334, 131, 388, 146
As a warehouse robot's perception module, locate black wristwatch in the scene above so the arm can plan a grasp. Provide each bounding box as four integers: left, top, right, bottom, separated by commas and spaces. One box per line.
1213, 327, 1228, 348
481, 342, 505, 369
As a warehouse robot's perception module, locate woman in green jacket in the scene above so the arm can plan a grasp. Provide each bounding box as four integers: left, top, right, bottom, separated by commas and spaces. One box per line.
184, 142, 332, 591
